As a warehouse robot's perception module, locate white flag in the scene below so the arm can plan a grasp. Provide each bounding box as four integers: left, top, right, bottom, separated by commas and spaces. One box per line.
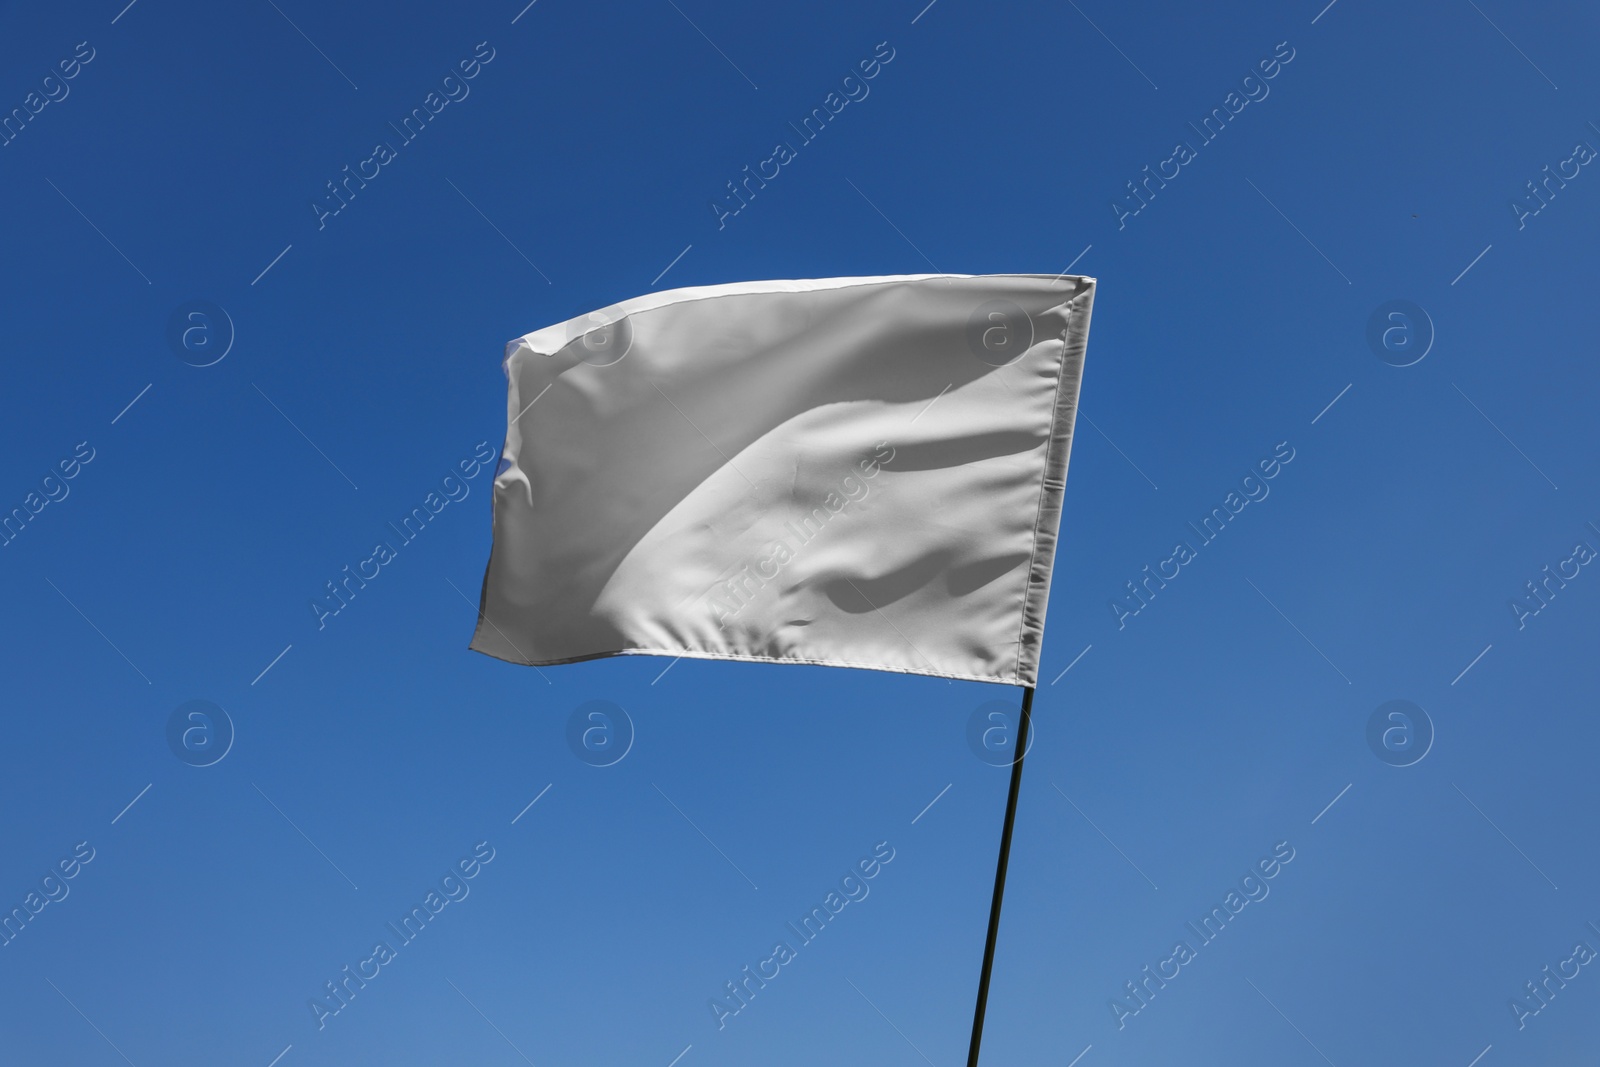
471, 273, 1095, 686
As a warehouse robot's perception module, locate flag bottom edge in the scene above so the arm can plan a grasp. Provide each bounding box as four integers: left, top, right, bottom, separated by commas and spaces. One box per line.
467, 639, 1030, 688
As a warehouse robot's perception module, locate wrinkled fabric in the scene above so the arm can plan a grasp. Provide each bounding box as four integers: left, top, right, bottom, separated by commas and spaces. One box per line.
471, 273, 1095, 686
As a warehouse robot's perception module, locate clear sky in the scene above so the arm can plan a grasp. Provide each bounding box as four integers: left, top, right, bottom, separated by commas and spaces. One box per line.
2, 1, 1598, 1065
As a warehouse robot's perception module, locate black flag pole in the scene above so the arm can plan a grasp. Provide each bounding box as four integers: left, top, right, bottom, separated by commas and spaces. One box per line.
965, 684, 1035, 1067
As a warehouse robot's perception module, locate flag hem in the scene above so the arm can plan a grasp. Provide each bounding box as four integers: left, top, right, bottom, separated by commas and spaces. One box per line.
1011, 280, 1095, 687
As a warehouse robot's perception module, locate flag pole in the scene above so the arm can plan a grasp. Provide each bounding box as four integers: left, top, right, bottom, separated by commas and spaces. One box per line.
965, 684, 1035, 1067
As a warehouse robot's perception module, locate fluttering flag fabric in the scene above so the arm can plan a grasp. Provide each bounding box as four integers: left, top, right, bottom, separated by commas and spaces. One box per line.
471, 273, 1095, 686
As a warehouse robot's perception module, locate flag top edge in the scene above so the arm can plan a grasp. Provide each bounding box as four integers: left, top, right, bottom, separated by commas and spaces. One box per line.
506, 273, 1095, 356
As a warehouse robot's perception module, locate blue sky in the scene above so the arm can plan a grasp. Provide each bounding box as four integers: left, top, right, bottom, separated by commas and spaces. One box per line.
2, 0, 1599, 1064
